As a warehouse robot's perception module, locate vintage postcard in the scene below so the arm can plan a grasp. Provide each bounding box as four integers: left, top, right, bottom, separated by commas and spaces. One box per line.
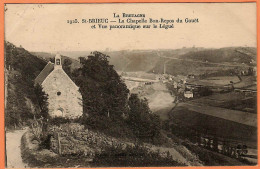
2, 2, 259, 168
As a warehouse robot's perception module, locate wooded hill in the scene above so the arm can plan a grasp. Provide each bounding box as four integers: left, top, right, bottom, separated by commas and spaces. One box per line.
5, 41, 47, 128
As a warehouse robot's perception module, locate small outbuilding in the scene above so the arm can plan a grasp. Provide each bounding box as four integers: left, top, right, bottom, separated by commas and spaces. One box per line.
184, 91, 193, 98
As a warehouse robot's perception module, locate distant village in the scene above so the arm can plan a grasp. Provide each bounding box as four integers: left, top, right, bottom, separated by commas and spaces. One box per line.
121, 65, 257, 103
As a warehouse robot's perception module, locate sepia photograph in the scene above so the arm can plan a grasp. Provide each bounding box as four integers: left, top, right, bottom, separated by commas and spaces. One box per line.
4, 3, 257, 168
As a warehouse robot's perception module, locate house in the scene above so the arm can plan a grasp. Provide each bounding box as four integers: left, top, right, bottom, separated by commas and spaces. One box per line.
184, 91, 193, 98
35, 54, 83, 119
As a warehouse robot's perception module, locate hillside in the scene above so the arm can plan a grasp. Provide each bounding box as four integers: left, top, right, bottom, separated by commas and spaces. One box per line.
151, 47, 256, 76
179, 47, 256, 65
5, 41, 47, 128
34, 47, 256, 76
105, 48, 207, 72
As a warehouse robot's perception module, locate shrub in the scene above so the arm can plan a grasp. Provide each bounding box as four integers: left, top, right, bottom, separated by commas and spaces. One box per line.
82, 115, 135, 140
92, 144, 185, 167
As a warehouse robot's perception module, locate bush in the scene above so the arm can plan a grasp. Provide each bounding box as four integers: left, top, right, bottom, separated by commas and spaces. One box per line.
82, 115, 135, 140
49, 117, 73, 125
92, 144, 185, 167
197, 87, 213, 96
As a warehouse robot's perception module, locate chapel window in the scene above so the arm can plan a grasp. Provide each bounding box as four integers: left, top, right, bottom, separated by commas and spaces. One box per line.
56, 59, 60, 65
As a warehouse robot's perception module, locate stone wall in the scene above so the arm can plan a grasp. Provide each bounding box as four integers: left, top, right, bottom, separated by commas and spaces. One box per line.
42, 69, 82, 119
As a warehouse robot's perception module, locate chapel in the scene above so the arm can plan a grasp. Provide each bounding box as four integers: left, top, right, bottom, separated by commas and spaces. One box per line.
35, 54, 83, 119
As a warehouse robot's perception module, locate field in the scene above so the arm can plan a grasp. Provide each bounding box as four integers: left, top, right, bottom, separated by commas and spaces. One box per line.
119, 71, 158, 80
200, 76, 240, 85
180, 47, 256, 65
188, 76, 240, 86
233, 76, 256, 89
169, 107, 257, 149
189, 92, 257, 114
177, 102, 256, 127
153, 59, 231, 76
169, 90, 257, 151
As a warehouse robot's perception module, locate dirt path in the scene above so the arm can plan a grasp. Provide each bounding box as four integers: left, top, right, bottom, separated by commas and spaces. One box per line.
6, 128, 28, 168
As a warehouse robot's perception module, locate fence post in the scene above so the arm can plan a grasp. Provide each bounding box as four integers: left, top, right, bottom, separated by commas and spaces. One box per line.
57, 132, 61, 155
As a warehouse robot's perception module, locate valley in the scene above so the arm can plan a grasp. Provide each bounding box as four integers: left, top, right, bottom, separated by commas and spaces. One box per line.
5, 42, 257, 167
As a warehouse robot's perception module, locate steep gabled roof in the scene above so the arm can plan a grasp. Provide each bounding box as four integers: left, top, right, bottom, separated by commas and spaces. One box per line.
34, 61, 54, 85
42, 68, 79, 90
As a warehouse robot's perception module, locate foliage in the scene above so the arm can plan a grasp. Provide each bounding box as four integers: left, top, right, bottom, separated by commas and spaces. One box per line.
21, 128, 183, 168
197, 87, 213, 96
30, 116, 43, 142
29, 94, 50, 149
74, 51, 129, 118
5, 41, 46, 129
85, 114, 135, 139
5, 41, 46, 80
247, 67, 254, 76
73, 51, 162, 143
62, 58, 73, 77
127, 94, 161, 142
92, 144, 184, 167
33, 84, 49, 145
34, 84, 49, 119
72, 51, 133, 138
30, 116, 52, 149
48, 117, 75, 125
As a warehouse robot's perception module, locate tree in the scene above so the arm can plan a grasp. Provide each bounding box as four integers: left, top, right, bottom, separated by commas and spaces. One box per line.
127, 94, 161, 142
213, 136, 219, 152
197, 87, 212, 96
72, 51, 162, 143
63, 58, 72, 77
34, 83, 49, 142
248, 67, 254, 76
34, 84, 49, 119
75, 51, 129, 118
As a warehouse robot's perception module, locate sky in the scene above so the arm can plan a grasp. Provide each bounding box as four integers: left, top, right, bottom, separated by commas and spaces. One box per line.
5, 3, 257, 52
